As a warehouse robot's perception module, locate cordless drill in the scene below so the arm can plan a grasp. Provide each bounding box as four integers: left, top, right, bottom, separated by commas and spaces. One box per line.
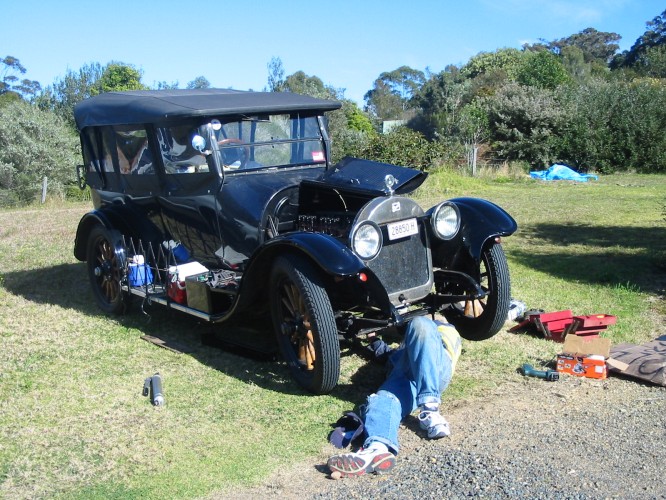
521, 363, 559, 382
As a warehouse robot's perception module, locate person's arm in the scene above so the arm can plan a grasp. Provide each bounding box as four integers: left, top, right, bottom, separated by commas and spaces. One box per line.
366, 337, 393, 364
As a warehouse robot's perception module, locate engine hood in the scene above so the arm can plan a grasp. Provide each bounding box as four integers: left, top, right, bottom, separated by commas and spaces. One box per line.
313, 157, 428, 196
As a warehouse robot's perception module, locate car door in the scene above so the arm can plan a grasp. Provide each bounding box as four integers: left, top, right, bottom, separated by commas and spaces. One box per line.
155, 124, 224, 266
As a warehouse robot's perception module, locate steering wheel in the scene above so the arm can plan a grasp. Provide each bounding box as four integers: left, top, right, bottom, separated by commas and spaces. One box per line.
217, 138, 250, 169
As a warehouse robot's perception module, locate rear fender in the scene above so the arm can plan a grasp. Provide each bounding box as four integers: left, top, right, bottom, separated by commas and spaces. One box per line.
74, 211, 118, 261
73, 208, 164, 261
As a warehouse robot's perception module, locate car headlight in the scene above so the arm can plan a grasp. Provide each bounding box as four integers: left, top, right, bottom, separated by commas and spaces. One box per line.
431, 202, 460, 240
351, 222, 382, 260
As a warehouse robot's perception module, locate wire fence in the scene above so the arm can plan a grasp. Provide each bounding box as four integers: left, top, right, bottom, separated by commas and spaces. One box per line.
0, 177, 89, 208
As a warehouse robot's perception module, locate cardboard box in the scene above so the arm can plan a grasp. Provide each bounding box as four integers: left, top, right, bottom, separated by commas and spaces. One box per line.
184, 272, 233, 314
557, 353, 607, 378
185, 273, 213, 312
556, 335, 611, 379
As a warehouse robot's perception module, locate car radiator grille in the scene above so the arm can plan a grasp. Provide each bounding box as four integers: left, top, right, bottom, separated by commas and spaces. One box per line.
367, 227, 430, 298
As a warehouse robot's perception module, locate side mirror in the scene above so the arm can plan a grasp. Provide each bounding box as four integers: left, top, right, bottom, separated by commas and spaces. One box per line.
192, 135, 206, 152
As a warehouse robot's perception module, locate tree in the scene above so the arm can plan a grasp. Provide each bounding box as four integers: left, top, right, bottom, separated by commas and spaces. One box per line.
516, 51, 571, 89
36, 63, 103, 125
37, 62, 147, 126
266, 57, 286, 92
635, 45, 666, 78
613, 9, 666, 68
363, 79, 404, 120
460, 48, 525, 80
98, 62, 148, 93
154, 80, 180, 90
458, 100, 489, 149
187, 76, 210, 89
1, 56, 41, 102
381, 66, 425, 101
0, 100, 79, 204
364, 66, 425, 120
560, 46, 592, 83
410, 68, 470, 140
264, 61, 374, 162
283, 70, 337, 99
345, 104, 374, 134
540, 28, 621, 64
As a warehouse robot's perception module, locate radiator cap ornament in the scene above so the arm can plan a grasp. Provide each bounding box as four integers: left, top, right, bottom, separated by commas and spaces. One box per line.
384, 174, 397, 195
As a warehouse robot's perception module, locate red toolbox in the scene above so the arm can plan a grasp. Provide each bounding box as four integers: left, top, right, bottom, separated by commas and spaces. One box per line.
510, 311, 617, 342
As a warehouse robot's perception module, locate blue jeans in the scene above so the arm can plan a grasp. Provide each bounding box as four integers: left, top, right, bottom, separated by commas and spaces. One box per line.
362, 316, 453, 454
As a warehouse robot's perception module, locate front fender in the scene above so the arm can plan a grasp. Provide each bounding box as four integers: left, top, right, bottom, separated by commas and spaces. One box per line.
235, 232, 380, 312
258, 232, 365, 276
431, 197, 517, 272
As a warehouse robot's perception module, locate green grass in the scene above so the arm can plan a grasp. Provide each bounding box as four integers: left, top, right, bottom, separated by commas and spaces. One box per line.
1, 173, 665, 498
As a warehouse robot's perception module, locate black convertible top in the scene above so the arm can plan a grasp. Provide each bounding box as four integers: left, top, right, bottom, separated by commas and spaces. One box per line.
74, 88, 342, 129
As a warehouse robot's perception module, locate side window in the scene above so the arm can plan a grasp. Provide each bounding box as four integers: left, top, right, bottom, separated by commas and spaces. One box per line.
82, 128, 102, 173
80, 128, 106, 188
101, 127, 116, 173
82, 127, 114, 173
158, 125, 209, 174
113, 127, 153, 175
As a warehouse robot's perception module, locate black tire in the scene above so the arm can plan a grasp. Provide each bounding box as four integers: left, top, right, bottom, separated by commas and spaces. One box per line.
447, 244, 511, 341
270, 255, 340, 394
86, 225, 127, 315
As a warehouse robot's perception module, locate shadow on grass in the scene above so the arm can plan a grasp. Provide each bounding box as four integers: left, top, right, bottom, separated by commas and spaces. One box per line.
513, 223, 666, 293
2, 262, 377, 404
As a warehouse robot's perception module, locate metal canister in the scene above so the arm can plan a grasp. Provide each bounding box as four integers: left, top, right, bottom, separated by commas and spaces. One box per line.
150, 373, 165, 406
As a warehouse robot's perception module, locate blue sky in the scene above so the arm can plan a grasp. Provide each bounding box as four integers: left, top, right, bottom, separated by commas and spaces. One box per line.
2, 0, 663, 105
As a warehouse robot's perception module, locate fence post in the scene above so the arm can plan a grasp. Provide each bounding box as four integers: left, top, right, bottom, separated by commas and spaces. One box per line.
472, 146, 478, 177
41, 176, 48, 204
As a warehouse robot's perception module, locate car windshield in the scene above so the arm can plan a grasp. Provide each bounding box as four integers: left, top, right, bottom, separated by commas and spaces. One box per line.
157, 114, 326, 175
211, 114, 325, 172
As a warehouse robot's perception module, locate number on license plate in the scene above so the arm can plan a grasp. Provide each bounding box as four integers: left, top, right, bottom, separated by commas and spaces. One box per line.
387, 218, 418, 240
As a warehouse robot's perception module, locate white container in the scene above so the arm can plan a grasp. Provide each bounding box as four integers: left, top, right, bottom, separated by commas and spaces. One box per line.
168, 262, 209, 282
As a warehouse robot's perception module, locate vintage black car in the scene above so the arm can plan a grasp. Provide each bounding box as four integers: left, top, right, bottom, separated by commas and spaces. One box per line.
73, 89, 517, 394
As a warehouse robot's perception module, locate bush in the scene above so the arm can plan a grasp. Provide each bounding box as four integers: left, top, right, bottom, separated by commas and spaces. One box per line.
483, 83, 563, 167
65, 183, 91, 202
0, 100, 80, 204
359, 126, 450, 170
556, 79, 666, 173
516, 51, 571, 89
331, 128, 372, 164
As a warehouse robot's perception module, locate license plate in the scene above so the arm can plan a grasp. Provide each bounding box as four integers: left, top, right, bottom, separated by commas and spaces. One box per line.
387, 218, 418, 241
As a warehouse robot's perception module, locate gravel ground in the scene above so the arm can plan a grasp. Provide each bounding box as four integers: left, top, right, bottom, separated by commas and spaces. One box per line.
222, 373, 665, 499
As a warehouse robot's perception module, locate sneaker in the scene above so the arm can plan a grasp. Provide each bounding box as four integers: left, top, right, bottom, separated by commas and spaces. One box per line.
327, 442, 396, 477
418, 409, 451, 439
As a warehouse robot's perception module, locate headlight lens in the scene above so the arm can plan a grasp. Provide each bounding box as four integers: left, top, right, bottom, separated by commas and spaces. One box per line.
431, 202, 460, 240
352, 222, 382, 260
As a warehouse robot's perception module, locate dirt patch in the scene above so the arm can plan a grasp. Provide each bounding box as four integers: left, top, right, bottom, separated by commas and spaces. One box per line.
212, 373, 666, 499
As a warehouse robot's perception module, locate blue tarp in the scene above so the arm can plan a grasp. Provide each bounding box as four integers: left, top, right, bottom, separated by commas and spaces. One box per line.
530, 164, 598, 182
